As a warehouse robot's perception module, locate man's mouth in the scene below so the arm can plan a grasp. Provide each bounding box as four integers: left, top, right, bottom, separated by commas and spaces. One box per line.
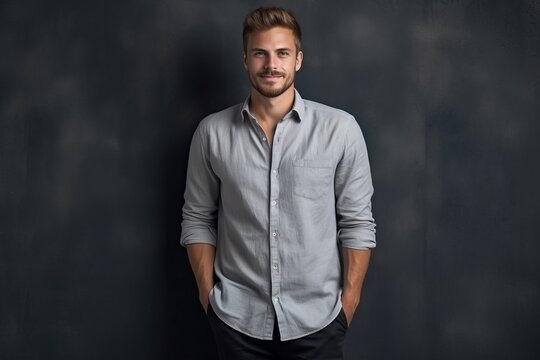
259, 72, 284, 79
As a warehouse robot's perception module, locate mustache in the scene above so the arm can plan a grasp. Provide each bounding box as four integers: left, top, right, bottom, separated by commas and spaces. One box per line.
258, 71, 285, 77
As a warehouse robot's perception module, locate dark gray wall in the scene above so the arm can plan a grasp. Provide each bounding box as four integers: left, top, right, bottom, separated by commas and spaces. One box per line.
1, 0, 539, 359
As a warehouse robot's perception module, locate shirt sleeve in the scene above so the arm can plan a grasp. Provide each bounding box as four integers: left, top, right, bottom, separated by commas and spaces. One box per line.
180, 123, 220, 247
334, 117, 376, 249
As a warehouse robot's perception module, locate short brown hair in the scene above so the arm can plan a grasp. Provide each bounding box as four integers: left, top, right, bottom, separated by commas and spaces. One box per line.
243, 6, 302, 52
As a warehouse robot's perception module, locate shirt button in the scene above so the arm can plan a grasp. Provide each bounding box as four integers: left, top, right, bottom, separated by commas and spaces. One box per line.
272, 264, 278, 270
262, 137, 267, 142
273, 297, 279, 302
272, 232, 277, 237
271, 200, 277, 206
272, 169, 277, 174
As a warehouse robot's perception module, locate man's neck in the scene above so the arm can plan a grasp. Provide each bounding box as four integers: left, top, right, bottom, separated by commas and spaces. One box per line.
249, 86, 295, 125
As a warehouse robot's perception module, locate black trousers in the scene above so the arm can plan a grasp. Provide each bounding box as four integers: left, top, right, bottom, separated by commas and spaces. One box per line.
207, 305, 348, 360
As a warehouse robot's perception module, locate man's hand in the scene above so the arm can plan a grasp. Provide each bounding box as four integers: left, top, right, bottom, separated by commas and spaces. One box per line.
341, 291, 360, 325
199, 288, 211, 314
341, 248, 371, 326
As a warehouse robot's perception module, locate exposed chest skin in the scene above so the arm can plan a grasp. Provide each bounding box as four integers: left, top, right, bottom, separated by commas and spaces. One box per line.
258, 120, 278, 146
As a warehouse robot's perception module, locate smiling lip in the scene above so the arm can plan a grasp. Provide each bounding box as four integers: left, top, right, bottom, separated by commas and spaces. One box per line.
259, 74, 283, 81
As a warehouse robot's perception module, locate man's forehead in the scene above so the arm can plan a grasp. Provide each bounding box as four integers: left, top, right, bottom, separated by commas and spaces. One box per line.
247, 27, 296, 48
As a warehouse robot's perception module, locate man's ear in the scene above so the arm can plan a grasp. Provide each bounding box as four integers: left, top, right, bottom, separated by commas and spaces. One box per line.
295, 50, 304, 71
242, 51, 248, 70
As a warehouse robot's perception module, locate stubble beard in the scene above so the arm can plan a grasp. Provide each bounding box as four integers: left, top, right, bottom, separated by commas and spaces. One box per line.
249, 71, 296, 98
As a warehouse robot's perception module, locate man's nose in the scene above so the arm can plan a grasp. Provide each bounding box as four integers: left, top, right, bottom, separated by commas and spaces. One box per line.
264, 53, 277, 69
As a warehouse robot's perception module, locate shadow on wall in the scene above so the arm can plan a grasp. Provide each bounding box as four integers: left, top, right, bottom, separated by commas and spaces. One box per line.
159, 27, 238, 360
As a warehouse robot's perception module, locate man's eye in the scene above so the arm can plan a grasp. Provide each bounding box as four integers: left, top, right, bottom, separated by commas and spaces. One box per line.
278, 51, 290, 57
254, 52, 265, 57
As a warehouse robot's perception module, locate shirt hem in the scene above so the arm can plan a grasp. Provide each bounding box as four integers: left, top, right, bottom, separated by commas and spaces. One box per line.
279, 305, 342, 341
209, 298, 343, 342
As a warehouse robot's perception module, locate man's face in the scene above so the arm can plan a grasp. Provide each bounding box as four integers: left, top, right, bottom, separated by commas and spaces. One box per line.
243, 27, 303, 98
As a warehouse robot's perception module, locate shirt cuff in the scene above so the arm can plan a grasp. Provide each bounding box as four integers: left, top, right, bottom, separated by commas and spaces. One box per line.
180, 225, 217, 247
338, 228, 376, 249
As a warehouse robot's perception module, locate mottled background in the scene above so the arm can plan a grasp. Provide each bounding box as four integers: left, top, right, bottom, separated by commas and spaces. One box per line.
1, 0, 539, 359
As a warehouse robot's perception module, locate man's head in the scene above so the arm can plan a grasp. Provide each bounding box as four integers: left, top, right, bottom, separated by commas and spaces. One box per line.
242, 7, 304, 98
243, 7, 302, 53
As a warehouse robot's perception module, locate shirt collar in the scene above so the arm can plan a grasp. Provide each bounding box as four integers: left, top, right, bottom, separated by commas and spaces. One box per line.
241, 89, 305, 122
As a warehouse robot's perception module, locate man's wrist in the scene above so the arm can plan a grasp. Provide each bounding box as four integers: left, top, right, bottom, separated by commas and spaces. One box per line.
199, 286, 213, 313
341, 291, 361, 325
342, 289, 360, 304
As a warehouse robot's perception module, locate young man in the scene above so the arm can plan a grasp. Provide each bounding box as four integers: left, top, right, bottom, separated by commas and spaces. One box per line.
180, 6, 376, 360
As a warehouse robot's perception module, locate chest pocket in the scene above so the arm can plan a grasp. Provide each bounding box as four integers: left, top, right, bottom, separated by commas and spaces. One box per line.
293, 159, 334, 200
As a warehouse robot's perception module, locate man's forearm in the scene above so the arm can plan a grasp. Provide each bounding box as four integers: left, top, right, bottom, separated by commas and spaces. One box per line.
341, 248, 371, 324
186, 243, 216, 313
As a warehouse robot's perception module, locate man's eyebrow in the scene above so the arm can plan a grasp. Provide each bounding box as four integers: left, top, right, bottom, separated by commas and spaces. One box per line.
250, 48, 293, 53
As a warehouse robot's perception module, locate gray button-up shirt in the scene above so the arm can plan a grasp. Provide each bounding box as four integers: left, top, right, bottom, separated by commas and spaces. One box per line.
180, 90, 376, 341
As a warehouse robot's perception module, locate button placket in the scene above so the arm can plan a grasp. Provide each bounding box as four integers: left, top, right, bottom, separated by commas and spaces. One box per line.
269, 122, 284, 303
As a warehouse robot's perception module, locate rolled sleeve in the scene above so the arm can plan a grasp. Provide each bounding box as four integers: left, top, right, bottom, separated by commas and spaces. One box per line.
334, 117, 376, 249
180, 124, 220, 247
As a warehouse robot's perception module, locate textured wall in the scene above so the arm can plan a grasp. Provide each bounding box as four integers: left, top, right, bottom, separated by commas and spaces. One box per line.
1, 0, 539, 359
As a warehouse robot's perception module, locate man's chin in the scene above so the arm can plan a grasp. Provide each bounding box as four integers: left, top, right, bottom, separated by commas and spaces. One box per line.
258, 90, 284, 98
254, 84, 293, 98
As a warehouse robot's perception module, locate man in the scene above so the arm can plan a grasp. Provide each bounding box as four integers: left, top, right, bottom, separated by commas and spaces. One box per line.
180, 6, 376, 360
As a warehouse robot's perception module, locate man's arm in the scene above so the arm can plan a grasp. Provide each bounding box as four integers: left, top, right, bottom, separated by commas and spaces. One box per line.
341, 248, 371, 325
180, 123, 220, 312
186, 243, 215, 313
334, 117, 376, 325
